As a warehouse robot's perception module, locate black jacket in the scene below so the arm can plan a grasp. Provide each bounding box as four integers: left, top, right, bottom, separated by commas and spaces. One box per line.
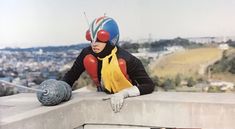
62, 46, 154, 95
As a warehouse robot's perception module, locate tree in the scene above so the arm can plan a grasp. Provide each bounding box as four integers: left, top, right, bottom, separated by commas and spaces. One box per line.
229, 57, 235, 74
175, 74, 181, 87
151, 75, 160, 91
163, 78, 175, 91
226, 39, 233, 44
187, 77, 196, 87
0, 86, 6, 96
120, 42, 139, 53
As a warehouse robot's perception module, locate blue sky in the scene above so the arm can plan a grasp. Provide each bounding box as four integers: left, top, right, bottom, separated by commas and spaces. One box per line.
0, 0, 235, 48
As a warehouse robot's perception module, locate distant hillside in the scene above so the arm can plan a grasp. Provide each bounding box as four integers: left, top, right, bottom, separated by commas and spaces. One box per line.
149, 37, 202, 51
120, 37, 203, 53
151, 47, 223, 78
1, 43, 90, 52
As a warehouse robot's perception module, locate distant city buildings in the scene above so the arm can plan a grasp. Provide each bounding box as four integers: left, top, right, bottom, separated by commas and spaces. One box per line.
0, 49, 80, 94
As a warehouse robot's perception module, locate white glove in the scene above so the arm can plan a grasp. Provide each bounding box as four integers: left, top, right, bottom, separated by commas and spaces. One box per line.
103, 86, 140, 113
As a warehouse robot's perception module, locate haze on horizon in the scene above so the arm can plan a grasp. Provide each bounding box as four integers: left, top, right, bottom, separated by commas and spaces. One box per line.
0, 0, 235, 48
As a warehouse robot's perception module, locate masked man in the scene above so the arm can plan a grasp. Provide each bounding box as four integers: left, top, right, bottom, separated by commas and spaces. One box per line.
62, 16, 154, 112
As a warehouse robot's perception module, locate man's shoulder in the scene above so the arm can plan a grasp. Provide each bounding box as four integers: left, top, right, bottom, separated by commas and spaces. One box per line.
81, 46, 92, 53
117, 47, 137, 61
75, 46, 93, 59
117, 47, 131, 56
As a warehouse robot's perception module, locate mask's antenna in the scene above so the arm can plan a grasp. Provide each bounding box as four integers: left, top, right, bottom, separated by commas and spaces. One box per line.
84, 12, 94, 42
83, 12, 90, 27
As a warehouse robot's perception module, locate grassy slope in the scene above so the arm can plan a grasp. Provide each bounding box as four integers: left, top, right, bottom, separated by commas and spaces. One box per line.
212, 73, 235, 83
151, 47, 223, 78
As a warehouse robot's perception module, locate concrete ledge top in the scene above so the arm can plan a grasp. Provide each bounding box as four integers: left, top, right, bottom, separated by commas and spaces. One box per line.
1, 90, 235, 129
1, 91, 235, 118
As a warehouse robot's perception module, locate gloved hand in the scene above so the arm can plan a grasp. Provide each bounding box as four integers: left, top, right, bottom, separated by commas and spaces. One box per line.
103, 86, 140, 113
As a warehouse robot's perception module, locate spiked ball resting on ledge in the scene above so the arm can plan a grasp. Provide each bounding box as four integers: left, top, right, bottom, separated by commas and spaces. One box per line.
36, 79, 72, 106
57, 80, 72, 102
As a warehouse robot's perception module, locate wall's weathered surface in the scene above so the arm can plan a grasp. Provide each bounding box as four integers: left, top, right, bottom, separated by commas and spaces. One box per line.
83, 124, 150, 129
1, 89, 235, 129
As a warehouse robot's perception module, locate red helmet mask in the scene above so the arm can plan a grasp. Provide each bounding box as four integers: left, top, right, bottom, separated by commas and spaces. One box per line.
85, 16, 119, 45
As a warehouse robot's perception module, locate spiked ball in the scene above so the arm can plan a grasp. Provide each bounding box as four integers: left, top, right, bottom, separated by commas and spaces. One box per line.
57, 80, 72, 102
36, 79, 72, 106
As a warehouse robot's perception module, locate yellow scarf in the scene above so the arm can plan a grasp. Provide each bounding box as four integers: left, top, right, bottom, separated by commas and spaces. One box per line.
98, 47, 132, 93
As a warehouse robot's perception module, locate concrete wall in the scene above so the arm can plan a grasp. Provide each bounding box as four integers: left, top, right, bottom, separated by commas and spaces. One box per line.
1, 89, 235, 129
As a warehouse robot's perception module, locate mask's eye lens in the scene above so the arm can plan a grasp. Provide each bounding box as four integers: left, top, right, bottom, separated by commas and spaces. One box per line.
97, 30, 110, 42
86, 30, 92, 41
